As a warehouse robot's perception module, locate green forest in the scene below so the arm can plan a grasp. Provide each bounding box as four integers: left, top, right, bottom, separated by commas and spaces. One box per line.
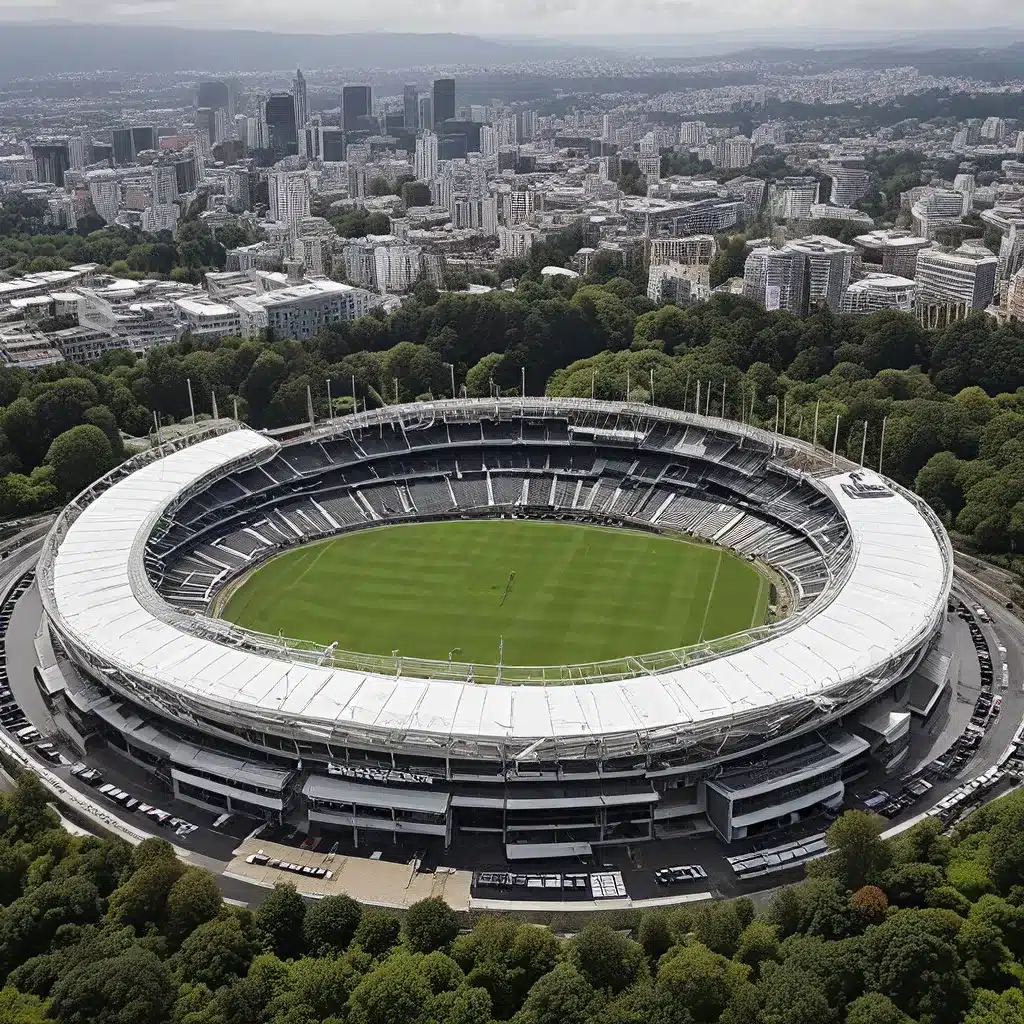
3, 773, 1024, 1024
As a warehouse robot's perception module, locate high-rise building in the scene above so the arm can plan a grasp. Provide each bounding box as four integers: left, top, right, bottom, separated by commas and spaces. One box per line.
915, 245, 999, 312
479, 125, 498, 159
1007, 265, 1024, 319
343, 85, 372, 133
679, 121, 708, 148
111, 126, 156, 165
197, 81, 229, 112
981, 117, 1005, 141
852, 229, 933, 278
87, 170, 121, 224
268, 171, 310, 228
911, 188, 968, 240
822, 157, 872, 208
31, 141, 71, 187
414, 132, 438, 183
518, 110, 538, 142
265, 93, 298, 157
418, 96, 433, 135
374, 245, 423, 293
151, 163, 178, 206
403, 85, 419, 130
743, 236, 854, 314
293, 69, 308, 132
432, 78, 455, 127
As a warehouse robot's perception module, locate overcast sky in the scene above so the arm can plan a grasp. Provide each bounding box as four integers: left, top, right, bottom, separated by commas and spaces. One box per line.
0, 0, 1022, 37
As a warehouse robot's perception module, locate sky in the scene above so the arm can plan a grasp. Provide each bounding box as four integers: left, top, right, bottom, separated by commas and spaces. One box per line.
0, 0, 1022, 38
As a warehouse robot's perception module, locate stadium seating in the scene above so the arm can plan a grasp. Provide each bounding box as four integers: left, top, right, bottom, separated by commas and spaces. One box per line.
150, 411, 853, 620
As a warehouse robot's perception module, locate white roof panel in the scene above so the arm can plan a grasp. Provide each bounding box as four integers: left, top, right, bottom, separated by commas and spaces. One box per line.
46, 428, 951, 745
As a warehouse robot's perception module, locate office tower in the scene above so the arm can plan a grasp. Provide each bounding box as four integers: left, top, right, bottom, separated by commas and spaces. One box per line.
172, 150, 200, 194
68, 135, 87, 170
403, 85, 419, 130
293, 69, 308, 132
268, 171, 310, 227
432, 78, 455, 127
196, 108, 219, 148
769, 177, 820, 221
226, 168, 250, 211
234, 114, 249, 141
418, 96, 433, 135
111, 128, 133, 165
265, 93, 298, 157
31, 141, 71, 186
414, 132, 439, 182
151, 163, 178, 205
911, 188, 968, 240
852, 229, 933, 278
197, 81, 229, 112
915, 245, 999, 312
322, 128, 345, 162
90, 143, 114, 166
343, 85, 372, 133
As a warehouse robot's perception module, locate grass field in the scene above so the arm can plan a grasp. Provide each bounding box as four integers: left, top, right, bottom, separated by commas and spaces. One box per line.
221, 520, 769, 666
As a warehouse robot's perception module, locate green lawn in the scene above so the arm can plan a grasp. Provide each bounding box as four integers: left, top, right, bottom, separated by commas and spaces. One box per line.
221, 520, 769, 667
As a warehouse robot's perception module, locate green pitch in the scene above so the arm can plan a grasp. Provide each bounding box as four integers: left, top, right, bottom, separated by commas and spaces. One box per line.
221, 520, 769, 667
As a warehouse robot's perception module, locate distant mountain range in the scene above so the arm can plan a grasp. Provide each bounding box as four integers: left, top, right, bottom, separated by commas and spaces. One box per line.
0, 24, 607, 80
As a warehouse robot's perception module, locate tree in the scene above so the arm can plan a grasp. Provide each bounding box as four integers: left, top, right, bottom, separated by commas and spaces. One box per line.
303, 893, 362, 955
404, 898, 459, 953
637, 910, 673, 962
812, 810, 891, 892
0, 987, 49, 1024
173, 915, 258, 989
346, 956, 433, 1024
845, 993, 914, 1024
518, 963, 600, 1024
567, 924, 647, 995
655, 941, 749, 1024
106, 856, 185, 934
352, 909, 401, 958
164, 867, 223, 945
44, 424, 115, 500
49, 945, 176, 1024
966, 988, 1024, 1024
2, 773, 59, 840
734, 920, 780, 979
255, 883, 307, 961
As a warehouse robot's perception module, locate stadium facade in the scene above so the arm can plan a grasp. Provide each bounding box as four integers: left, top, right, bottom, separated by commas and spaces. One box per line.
37, 399, 952, 857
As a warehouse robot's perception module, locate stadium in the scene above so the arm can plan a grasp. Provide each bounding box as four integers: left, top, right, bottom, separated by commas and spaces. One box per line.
35, 398, 953, 859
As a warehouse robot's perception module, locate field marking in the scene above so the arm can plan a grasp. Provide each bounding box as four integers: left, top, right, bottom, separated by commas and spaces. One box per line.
751, 577, 767, 628
697, 550, 725, 643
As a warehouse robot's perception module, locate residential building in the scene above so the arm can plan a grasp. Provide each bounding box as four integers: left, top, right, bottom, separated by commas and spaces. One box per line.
1008, 265, 1024, 319
174, 297, 242, 341
142, 204, 179, 233
268, 171, 310, 229
853, 230, 933, 277
151, 163, 178, 206
743, 236, 854, 314
840, 274, 917, 314
915, 244, 999, 312
414, 132, 439, 182
912, 188, 969, 239
648, 263, 710, 306
649, 235, 716, 268
678, 122, 708, 147
374, 245, 423, 293
231, 280, 381, 340
769, 177, 820, 220
497, 225, 540, 258
822, 158, 872, 207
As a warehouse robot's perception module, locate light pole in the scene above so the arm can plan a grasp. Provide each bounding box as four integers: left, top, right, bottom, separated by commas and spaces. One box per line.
521, 366, 526, 399
448, 647, 461, 664
326, 378, 333, 422
770, 394, 780, 454
443, 362, 455, 399
591, 368, 596, 400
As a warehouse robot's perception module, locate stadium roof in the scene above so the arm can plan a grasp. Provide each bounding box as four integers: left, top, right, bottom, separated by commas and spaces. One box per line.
46, 421, 951, 747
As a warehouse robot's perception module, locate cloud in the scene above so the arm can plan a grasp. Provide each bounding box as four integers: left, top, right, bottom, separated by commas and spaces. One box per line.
0, 0, 1022, 35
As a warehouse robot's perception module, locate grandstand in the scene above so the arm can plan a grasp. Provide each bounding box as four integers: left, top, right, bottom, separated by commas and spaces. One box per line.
37, 399, 952, 858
